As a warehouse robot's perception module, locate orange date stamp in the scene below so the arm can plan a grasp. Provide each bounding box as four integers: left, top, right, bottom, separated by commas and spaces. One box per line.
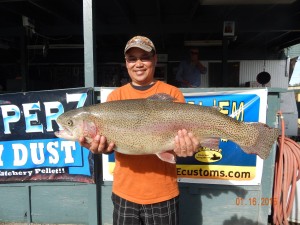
236, 197, 277, 206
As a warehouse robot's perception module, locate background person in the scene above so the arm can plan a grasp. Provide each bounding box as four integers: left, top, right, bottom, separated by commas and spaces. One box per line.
79, 35, 200, 225
176, 48, 207, 87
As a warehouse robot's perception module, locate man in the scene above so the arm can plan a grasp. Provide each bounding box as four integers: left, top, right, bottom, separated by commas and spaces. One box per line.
79, 36, 199, 225
176, 48, 207, 87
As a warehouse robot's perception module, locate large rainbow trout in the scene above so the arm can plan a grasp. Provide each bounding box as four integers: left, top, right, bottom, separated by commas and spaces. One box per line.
55, 94, 279, 163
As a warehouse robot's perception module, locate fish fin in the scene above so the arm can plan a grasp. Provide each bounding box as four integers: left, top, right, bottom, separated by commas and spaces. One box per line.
240, 123, 279, 160
147, 93, 177, 102
200, 138, 221, 150
156, 152, 176, 164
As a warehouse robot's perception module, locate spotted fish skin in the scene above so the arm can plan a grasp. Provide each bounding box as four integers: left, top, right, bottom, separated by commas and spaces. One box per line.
55, 95, 279, 160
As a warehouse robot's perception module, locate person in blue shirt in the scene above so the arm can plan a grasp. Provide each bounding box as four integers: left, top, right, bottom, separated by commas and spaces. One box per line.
176, 48, 207, 87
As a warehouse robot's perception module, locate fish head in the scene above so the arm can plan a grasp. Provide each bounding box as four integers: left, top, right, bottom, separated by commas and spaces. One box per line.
55, 110, 97, 143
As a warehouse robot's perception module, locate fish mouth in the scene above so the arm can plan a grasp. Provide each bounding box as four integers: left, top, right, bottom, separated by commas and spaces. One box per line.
54, 128, 76, 140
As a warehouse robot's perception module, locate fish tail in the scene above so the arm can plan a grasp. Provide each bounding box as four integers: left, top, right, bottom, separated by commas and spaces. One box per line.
241, 123, 279, 159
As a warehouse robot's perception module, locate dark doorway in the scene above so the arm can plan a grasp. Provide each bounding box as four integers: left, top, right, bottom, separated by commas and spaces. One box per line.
209, 62, 240, 87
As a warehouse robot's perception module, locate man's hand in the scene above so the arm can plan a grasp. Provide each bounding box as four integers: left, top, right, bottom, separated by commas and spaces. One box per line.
174, 129, 200, 157
79, 135, 115, 154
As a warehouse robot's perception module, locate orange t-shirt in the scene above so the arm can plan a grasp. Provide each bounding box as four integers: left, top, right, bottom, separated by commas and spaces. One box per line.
107, 81, 185, 204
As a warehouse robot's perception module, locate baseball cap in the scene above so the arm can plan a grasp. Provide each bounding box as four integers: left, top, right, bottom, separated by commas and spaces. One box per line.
124, 36, 156, 54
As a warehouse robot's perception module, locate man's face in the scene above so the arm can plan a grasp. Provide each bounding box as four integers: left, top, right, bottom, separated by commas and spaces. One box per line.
125, 47, 157, 86
190, 49, 199, 62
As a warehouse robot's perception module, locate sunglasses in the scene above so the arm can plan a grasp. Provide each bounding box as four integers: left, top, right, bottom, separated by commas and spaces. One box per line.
190, 51, 199, 55
125, 54, 154, 63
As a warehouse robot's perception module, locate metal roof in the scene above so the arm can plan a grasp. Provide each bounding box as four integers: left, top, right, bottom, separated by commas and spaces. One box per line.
0, 0, 300, 62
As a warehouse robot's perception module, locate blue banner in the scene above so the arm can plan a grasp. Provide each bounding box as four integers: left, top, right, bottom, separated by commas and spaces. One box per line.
0, 88, 94, 183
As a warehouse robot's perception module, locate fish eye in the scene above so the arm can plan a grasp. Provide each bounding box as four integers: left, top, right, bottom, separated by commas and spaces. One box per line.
67, 120, 73, 126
